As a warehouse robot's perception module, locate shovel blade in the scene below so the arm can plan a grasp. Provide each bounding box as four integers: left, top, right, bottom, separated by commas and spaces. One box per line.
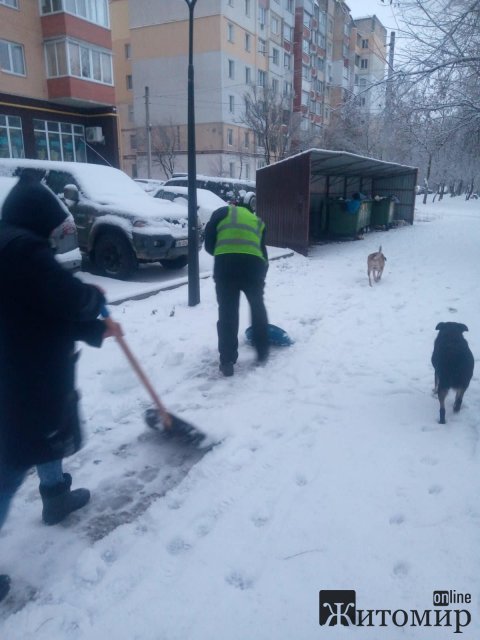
144, 408, 207, 446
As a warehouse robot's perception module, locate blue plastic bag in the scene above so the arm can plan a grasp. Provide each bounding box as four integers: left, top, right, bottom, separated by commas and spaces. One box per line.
245, 324, 294, 347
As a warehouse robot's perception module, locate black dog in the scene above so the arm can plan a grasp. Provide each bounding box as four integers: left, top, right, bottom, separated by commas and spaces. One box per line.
431, 322, 474, 424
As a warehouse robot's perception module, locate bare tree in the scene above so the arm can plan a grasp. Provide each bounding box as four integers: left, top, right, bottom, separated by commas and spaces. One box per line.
241, 86, 297, 165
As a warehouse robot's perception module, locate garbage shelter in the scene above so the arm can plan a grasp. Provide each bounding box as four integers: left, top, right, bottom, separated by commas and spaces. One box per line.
256, 148, 417, 255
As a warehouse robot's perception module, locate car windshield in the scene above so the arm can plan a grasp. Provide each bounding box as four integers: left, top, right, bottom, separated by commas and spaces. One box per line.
71, 165, 148, 202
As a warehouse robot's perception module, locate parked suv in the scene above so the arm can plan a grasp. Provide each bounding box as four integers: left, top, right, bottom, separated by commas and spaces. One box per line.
0, 159, 197, 279
0, 175, 81, 271
164, 174, 256, 211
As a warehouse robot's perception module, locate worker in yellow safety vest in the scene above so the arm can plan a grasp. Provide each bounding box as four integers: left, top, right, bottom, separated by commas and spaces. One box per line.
204, 200, 269, 377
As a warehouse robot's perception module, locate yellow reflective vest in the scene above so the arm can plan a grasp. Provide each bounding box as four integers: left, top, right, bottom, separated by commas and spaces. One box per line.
214, 206, 266, 261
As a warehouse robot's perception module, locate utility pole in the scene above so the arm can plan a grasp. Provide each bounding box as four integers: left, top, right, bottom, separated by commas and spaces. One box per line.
383, 31, 395, 159
145, 85, 152, 178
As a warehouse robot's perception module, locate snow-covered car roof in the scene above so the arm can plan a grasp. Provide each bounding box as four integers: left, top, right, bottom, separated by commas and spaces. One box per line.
153, 186, 228, 223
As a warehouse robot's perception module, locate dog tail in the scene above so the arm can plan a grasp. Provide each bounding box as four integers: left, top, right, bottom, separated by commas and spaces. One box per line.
378, 245, 382, 253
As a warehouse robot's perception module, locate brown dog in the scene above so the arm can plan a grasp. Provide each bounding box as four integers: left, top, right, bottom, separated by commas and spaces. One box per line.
367, 246, 386, 286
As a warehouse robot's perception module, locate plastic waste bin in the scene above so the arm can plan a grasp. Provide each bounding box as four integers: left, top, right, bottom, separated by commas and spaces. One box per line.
371, 198, 395, 229
328, 198, 372, 238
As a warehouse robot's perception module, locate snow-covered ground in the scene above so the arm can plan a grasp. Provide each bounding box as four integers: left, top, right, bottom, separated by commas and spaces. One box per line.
1, 195, 479, 639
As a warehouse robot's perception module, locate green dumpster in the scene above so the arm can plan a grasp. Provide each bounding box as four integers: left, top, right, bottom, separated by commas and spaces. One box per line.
371, 198, 395, 228
328, 198, 372, 238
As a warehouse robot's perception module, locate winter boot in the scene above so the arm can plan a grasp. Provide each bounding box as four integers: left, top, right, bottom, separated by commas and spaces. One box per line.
39, 475, 90, 525
0, 574, 11, 603
219, 361, 234, 377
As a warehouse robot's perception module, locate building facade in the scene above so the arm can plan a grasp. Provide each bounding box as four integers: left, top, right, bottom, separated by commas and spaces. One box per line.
0, 0, 119, 167
110, 0, 387, 180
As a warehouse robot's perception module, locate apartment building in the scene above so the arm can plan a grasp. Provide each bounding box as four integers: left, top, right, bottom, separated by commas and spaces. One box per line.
110, 1, 387, 180
0, 0, 119, 166
350, 15, 387, 113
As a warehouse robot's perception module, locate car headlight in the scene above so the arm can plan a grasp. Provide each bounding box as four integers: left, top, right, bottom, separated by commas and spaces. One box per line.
133, 219, 148, 228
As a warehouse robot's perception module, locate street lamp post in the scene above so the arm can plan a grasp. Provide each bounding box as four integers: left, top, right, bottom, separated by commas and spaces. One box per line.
184, 0, 200, 306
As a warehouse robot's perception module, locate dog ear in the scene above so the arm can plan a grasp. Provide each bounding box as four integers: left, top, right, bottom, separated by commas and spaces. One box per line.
460, 324, 469, 332
435, 322, 445, 330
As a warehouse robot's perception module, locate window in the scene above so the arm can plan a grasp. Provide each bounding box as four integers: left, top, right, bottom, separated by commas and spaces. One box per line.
244, 33, 251, 52
302, 39, 309, 54
271, 16, 279, 34
130, 134, 137, 149
259, 6, 266, 28
244, 0, 250, 15
229, 95, 235, 113
271, 77, 278, 93
283, 24, 293, 42
283, 81, 292, 96
0, 39, 25, 75
302, 64, 310, 80
244, 131, 249, 148
0, 115, 24, 158
128, 104, 134, 122
362, 39, 369, 49
40, 0, 62, 12
227, 23, 234, 42
257, 69, 266, 87
41, 0, 110, 28
228, 59, 235, 79
284, 53, 291, 70
33, 119, 86, 162
360, 58, 368, 69
229, 162, 235, 178
245, 164, 250, 179
258, 38, 266, 55
245, 66, 251, 84
355, 54, 360, 66
227, 128, 233, 145
303, 10, 311, 28
124, 43, 131, 59
45, 39, 113, 84
0, 0, 18, 7
271, 47, 279, 65
126, 74, 132, 89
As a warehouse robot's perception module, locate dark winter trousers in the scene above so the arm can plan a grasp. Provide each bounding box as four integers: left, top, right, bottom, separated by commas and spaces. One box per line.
214, 257, 269, 365
0, 459, 63, 529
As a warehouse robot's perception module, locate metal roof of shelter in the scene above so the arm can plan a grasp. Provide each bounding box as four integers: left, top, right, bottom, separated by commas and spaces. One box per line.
288, 148, 417, 179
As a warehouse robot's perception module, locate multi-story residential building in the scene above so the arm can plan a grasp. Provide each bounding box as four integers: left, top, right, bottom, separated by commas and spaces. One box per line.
110, 0, 296, 180
0, 0, 119, 166
109, 1, 387, 180
292, 0, 334, 147
350, 15, 387, 113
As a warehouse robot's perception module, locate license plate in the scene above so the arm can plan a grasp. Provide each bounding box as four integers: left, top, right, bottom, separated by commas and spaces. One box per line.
176, 239, 188, 247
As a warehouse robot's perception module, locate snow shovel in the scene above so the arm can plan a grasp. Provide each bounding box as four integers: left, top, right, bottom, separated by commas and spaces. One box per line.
100, 306, 207, 446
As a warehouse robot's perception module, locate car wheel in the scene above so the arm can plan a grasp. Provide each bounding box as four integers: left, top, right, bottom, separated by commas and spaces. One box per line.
94, 231, 138, 279
160, 255, 188, 270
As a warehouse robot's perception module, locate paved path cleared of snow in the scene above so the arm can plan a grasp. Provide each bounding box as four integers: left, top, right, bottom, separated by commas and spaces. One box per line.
0, 196, 479, 639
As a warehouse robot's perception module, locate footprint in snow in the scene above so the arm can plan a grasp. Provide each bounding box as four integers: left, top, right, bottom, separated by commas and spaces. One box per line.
393, 562, 409, 577
225, 571, 254, 590
389, 514, 405, 525
167, 536, 192, 555
428, 484, 443, 495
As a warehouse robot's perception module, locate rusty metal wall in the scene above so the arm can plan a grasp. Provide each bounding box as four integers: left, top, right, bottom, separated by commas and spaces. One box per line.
257, 152, 311, 255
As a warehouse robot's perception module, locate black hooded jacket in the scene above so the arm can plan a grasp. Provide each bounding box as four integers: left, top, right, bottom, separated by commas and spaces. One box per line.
0, 174, 106, 468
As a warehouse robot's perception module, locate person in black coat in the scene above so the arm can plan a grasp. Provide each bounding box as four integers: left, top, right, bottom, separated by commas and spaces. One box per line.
204, 200, 269, 376
0, 170, 122, 602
